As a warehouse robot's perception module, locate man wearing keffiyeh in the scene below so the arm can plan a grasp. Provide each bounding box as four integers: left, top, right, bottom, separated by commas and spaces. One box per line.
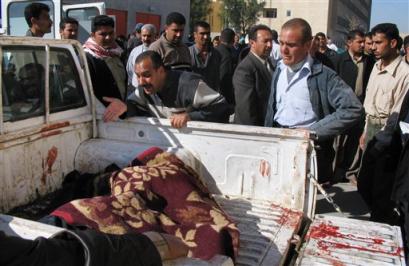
84, 15, 127, 122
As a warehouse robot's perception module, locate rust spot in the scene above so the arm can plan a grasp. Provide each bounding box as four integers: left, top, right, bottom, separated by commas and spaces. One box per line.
259, 160, 271, 177
41, 121, 70, 132
41, 130, 63, 138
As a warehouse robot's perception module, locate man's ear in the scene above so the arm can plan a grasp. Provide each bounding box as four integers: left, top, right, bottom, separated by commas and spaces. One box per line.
390, 39, 397, 49
304, 40, 312, 50
30, 17, 37, 27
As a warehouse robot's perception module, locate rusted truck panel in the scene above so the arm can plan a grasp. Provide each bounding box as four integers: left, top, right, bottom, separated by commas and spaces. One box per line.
0, 121, 93, 212
297, 215, 405, 265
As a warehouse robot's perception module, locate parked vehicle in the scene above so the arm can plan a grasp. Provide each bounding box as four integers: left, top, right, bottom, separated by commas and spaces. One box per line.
0, 36, 405, 265
1, 0, 105, 43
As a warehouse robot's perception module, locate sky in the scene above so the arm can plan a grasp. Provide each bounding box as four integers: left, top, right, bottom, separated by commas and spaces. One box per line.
370, 0, 409, 33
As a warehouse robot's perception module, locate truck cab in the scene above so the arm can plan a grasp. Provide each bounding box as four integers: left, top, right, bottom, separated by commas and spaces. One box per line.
1, 0, 105, 42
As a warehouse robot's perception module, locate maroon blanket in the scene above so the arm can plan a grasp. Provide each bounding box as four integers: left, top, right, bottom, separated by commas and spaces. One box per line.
52, 147, 239, 260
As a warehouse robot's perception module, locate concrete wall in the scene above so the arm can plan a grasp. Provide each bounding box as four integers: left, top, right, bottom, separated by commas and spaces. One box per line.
63, 0, 191, 37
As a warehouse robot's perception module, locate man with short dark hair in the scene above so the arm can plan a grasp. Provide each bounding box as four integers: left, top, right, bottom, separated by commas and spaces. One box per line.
127, 51, 231, 128
83, 15, 127, 122
333, 29, 375, 183
148, 12, 191, 70
216, 28, 236, 104
403, 35, 409, 65
364, 32, 374, 57
358, 23, 409, 223
360, 23, 409, 150
233, 24, 274, 126
59, 17, 79, 40
189, 21, 222, 91
24, 2, 53, 37
264, 18, 363, 184
315, 32, 337, 62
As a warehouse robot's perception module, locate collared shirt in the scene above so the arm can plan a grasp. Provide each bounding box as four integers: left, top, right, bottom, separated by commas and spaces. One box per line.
274, 55, 317, 127
403, 56, 409, 65
364, 55, 409, 121
25, 29, 35, 37
348, 51, 365, 97
191, 45, 210, 67
126, 44, 149, 88
189, 45, 221, 90
250, 51, 271, 72
270, 41, 281, 61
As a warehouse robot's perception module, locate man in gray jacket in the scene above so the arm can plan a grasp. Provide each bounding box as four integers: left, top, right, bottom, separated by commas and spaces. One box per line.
127, 51, 231, 128
264, 18, 363, 184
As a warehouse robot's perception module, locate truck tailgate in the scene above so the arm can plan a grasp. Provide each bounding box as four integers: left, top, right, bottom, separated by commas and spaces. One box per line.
214, 195, 303, 266
297, 214, 406, 265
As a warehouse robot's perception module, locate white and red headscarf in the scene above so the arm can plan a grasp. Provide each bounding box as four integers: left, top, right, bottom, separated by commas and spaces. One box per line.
83, 37, 123, 59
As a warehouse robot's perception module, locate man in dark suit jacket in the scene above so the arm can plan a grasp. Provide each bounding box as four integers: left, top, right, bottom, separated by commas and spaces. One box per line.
333, 29, 375, 183
233, 24, 274, 126
216, 28, 236, 105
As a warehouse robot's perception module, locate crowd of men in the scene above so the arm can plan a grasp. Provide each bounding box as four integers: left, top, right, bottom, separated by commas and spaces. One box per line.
3, 2, 409, 265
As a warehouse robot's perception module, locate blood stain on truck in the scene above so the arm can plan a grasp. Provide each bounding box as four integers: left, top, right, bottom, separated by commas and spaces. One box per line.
41, 146, 58, 184
271, 202, 303, 228
307, 221, 403, 257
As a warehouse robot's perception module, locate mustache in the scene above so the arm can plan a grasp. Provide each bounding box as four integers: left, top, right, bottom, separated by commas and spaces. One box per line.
142, 84, 152, 89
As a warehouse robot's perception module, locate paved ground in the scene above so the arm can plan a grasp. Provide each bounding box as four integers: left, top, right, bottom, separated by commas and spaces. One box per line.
315, 181, 370, 220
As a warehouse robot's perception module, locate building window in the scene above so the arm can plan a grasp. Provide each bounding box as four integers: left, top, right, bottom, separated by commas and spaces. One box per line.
286, 10, 291, 17
264, 8, 277, 18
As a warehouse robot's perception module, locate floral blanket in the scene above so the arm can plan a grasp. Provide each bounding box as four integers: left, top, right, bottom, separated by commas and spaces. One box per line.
51, 147, 239, 260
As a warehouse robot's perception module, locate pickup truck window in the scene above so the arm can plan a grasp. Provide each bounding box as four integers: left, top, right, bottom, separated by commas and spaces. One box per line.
7, 0, 55, 38
2, 45, 86, 122
2, 46, 45, 121
49, 47, 86, 113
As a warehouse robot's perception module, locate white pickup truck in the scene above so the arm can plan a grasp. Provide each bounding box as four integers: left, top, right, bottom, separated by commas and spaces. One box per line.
1, 0, 105, 43
0, 37, 405, 266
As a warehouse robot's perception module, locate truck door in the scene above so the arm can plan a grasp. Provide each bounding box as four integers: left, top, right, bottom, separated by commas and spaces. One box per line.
0, 37, 93, 212
62, 2, 105, 44
1, 0, 62, 38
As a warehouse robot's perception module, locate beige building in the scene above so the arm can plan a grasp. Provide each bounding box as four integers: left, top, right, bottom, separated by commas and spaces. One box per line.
207, 0, 223, 34
259, 0, 372, 46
